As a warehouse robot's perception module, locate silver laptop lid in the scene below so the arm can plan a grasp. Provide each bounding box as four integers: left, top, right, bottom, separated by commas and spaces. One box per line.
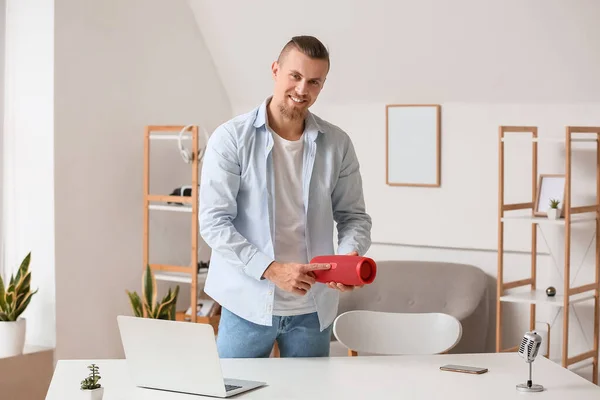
117, 315, 227, 397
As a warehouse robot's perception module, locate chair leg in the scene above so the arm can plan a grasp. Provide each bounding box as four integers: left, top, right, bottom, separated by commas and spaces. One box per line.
348, 349, 358, 357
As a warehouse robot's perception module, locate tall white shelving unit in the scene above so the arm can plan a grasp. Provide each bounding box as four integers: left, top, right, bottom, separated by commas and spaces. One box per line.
497, 125, 599, 385
142, 125, 220, 333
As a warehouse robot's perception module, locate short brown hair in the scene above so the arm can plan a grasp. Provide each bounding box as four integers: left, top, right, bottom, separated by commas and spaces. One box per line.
278, 36, 330, 70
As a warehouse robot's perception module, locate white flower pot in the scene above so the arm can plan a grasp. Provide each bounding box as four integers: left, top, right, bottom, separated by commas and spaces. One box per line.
547, 208, 561, 220
81, 387, 104, 400
0, 318, 26, 358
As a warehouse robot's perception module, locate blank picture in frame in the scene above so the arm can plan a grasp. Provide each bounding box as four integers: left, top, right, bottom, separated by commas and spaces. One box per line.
386, 104, 441, 187
534, 174, 565, 217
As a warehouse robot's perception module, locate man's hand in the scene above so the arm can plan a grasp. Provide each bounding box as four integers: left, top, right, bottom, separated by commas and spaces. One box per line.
326, 251, 364, 292
263, 261, 331, 295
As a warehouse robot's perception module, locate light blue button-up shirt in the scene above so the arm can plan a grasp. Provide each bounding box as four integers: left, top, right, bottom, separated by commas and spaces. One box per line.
199, 97, 372, 331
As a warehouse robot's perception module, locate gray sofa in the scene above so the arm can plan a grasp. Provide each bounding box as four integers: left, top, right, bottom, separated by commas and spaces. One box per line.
330, 260, 490, 356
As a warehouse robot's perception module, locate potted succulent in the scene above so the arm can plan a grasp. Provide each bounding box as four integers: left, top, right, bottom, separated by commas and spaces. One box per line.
0, 252, 37, 358
547, 198, 561, 220
80, 363, 103, 400
126, 265, 179, 319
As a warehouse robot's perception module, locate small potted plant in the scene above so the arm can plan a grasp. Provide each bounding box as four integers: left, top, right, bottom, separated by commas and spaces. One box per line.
547, 198, 561, 220
80, 363, 103, 399
0, 252, 38, 358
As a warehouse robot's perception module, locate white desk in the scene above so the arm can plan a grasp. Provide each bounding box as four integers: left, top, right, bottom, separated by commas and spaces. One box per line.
46, 353, 599, 399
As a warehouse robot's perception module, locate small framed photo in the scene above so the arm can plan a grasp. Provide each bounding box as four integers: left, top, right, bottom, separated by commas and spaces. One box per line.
534, 174, 565, 217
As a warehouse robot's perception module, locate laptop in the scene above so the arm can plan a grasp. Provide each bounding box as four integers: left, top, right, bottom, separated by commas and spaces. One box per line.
117, 315, 267, 398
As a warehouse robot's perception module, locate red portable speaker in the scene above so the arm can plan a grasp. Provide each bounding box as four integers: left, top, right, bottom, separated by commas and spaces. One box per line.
309, 255, 377, 286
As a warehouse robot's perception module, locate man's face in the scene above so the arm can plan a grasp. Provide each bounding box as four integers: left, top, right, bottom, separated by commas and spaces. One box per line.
271, 48, 329, 121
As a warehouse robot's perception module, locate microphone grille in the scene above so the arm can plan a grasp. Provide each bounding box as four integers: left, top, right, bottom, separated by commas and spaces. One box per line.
518, 331, 542, 361
518, 336, 527, 355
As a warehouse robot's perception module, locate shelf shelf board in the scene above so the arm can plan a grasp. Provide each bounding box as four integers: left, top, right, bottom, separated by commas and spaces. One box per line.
148, 204, 192, 213
500, 290, 595, 307
154, 270, 208, 284
532, 138, 597, 143
149, 133, 192, 140
501, 137, 597, 143
501, 214, 597, 225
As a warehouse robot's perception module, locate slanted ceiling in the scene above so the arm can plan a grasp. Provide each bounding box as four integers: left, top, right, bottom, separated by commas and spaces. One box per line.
188, 0, 600, 110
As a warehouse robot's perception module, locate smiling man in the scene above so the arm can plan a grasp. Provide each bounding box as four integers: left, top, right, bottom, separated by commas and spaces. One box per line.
199, 36, 372, 358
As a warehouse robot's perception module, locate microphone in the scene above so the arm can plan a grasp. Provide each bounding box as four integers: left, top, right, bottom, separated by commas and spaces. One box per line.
516, 331, 544, 392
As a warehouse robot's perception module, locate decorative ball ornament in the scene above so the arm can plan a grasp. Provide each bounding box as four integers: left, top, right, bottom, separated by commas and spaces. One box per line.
546, 286, 556, 297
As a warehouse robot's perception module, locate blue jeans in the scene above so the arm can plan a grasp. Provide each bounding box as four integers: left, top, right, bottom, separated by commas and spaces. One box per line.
216, 307, 332, 358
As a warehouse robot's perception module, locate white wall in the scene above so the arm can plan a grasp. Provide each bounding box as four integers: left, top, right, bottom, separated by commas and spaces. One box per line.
0, 0, 5, 276
303, 102, 599, 253
54, 0, 231, 360
2, 0, 55, 349
192, 0, 600, 107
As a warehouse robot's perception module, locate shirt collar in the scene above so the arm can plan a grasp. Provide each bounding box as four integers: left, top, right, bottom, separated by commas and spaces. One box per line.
253, 96, 323, 141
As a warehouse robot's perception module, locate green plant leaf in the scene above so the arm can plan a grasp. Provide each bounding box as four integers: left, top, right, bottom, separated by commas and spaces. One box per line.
0, 311, 9, 321
15, 271, 31, 295
155, 286, 179, 320
168, 304, 176, 320
13, 267, 21, 289
142, 265, 156, 317
15, 252, 31, 285
167, 286, 179, 320
0, 274, 6, 312
143, 301, 156, 318
159, 287, 173, 306
14, 289, 36, 319
3, 301, 14, 318
126, 290, 143, 317
15, 291, 26, 309
154, 302, 168, 319
5, 289, 14, 309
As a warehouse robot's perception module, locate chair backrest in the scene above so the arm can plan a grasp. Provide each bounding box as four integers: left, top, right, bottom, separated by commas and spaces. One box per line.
333, 310, 462, 355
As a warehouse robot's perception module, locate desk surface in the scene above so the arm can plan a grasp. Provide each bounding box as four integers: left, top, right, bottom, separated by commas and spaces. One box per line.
46, 353, 600, 399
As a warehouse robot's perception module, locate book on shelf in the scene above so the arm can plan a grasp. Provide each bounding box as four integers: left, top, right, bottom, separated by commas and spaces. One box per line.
185, 299, 215, 317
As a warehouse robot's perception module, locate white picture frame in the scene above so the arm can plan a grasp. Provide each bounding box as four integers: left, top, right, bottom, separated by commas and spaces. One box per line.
386, 104, 441, 187
534, 174, 565, 217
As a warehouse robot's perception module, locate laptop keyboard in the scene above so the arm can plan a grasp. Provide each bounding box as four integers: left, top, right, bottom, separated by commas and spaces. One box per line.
225, 384, 242, 392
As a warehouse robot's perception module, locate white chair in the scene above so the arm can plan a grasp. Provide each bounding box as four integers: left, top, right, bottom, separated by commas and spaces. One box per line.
332, 310, 462, 356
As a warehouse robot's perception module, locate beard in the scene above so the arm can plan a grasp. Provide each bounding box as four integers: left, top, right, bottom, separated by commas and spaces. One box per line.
278, 98, 307, 121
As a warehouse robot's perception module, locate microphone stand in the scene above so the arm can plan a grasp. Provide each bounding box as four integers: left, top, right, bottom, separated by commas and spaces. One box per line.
516, 362, 544, 392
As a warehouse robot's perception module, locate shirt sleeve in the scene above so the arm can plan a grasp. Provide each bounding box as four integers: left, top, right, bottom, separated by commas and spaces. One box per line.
199, 124, 274, 281
331, 136, 372, 256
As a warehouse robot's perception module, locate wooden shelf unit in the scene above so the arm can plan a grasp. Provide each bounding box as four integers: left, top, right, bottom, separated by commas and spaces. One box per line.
497, 126, 600, 384
143, 125, 220, 332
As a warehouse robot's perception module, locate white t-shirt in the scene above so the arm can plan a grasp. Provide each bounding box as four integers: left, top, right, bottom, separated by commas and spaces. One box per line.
269, 128, 317, 316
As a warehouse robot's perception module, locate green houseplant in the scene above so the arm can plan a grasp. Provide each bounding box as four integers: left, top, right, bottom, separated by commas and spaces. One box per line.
80, 363, 103, 399
0, 252, 38, 358
547, 198, 561, 220
126, 265, 179, 319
